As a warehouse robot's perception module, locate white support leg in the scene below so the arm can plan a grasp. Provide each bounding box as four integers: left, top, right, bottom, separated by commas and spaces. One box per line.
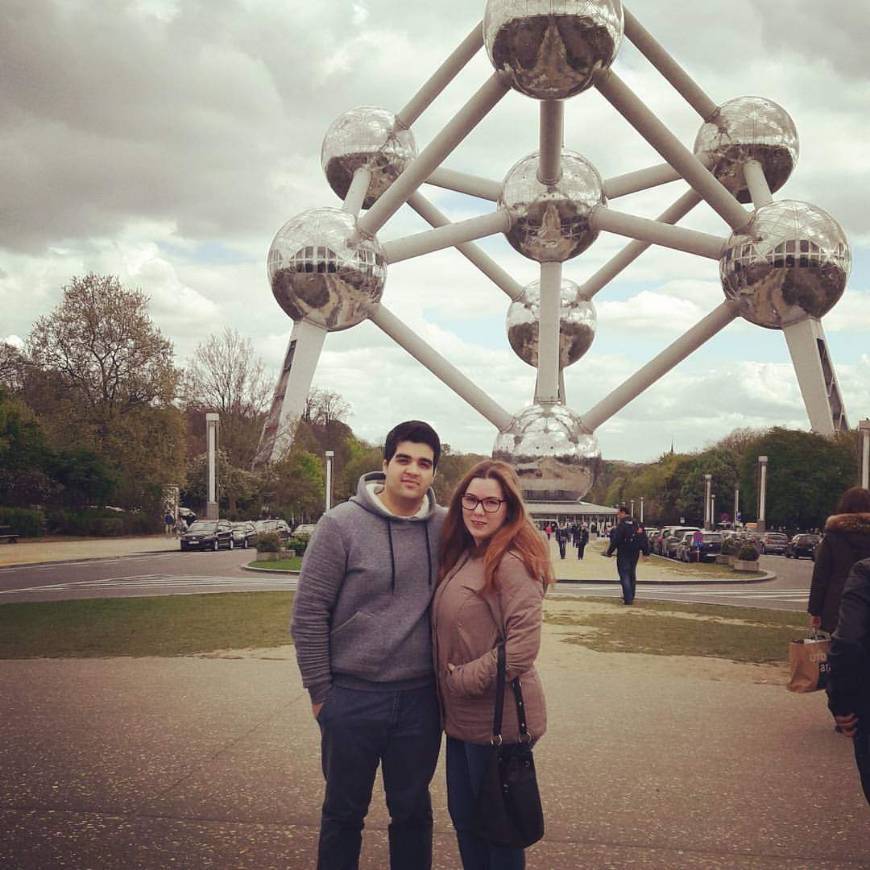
381, 210, 510, 263
359, 72, 511, 237
783, 318, 849, 435
581, 301, 739, 431
343, 167, 372, 216
253, 320, 328, 467
603, 162, 684, 199
369, 304, 513, 431
579, 189, 702, 299
407, 192, 524, 300
742, 159, 773, 208
397, 22, 484, 128
535, 261, 562, 404
596, 71, 750, 232
590, 206, 726, 259
425, 167, 503, 201
623, 8, 718, 120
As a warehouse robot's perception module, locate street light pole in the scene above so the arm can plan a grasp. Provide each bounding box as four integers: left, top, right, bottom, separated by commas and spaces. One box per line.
733, 485, 740, 528
703, 474, 712, 530
640, 496, 644, 524
757, 456, 769, 534
711, 494, 716, 529
630, 498, 635, 517
860, 419, 870, 489
325, 450, 335, 513
205, 413, 220, 520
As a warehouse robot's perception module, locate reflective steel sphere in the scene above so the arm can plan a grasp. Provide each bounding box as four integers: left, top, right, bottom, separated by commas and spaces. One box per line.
492, 403, 601, 501
694, 97, 798, 204
719, 200, 850, 329
507, 279, 596, 368
267, 208, 386, 331
500, 151, 605, 262
321, 107, 417, 209
484, 0, 624, 100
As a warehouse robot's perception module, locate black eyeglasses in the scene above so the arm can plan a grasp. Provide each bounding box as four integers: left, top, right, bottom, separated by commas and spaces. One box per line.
461, 494, 506, 513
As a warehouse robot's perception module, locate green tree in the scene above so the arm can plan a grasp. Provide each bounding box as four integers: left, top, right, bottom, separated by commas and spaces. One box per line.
269, 447, 325, 523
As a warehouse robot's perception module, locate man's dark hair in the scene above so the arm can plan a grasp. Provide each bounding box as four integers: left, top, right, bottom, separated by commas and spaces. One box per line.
617, 504, 628, 514
384, 420, 441, 468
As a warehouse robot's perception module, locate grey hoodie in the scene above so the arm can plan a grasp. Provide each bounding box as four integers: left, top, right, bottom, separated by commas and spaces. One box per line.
291, 471, 446, 704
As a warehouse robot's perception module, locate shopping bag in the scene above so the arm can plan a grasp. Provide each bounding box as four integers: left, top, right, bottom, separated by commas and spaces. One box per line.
787, 632, 831, 693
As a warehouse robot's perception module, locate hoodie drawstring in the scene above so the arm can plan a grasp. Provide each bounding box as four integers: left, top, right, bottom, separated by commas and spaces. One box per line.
424, 524, 432, 588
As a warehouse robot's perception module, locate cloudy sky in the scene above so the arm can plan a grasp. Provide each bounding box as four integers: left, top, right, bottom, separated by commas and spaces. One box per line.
3, 0, 869, 461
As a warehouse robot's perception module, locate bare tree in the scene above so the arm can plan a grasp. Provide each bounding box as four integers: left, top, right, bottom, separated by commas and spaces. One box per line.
302, 388, 351, 427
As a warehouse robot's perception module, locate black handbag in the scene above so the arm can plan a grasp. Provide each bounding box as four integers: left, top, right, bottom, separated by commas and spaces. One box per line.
472, 642, 544, 849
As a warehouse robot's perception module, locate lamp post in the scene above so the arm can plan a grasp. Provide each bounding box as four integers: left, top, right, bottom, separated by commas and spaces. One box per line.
711, 494, 716, 529
860, 419, 870, 489
630, 498, 635, 517
205, 413, 220, 520
325, 450, 335, 513
703, 474, 712, 530
639, 496, 644, 524
733, 485, 740, 528
757, 456, 769, 534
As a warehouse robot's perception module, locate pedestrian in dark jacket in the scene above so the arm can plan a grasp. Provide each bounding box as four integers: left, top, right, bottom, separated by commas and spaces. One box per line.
577, 525, 589, 559
827, 557, 870, 805
809, 488, 870, 633
606, 506, 641, 605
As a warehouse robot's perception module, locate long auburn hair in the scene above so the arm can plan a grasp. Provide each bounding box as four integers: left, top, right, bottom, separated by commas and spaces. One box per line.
439, 459, 554, 589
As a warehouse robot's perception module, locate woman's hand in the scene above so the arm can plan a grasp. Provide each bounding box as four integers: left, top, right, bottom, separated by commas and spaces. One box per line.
447, 663, 456, 674
834, 713, 858, 739
809, 614, 822, 630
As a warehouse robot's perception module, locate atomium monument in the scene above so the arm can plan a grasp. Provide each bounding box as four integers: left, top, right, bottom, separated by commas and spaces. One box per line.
254, 0, 852, 503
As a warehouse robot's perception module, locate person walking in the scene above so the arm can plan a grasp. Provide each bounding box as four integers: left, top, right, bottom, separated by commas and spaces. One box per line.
576, 524, 589, 559
544, 523, 552, 540
433, 459, 553, 869
827, 557, 870, 805
163, 510, 174, 535
606, 505, 641, 605
808, 487, 870, 633
291, 420, 446, 870
555, 522, 569, 560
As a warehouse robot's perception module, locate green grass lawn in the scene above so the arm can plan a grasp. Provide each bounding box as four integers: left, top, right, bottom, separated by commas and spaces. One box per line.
250, 557, 302, 571
0, 592, 295, 659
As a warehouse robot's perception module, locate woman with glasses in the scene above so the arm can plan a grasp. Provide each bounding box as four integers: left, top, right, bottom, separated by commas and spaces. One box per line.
432, 459, 554, 869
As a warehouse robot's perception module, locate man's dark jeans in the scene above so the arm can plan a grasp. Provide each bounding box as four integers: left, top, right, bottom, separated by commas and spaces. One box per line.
317, 683, 442, 870
616, 553, 637, 604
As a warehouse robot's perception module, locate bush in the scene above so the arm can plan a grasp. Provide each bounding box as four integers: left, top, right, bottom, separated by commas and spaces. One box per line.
0, 507, 46, 537
720, 536, 738, 556
286, 536, 309, 555
256, 532, 282, 553
737, 543, 760, 561
45, 508, 158, 537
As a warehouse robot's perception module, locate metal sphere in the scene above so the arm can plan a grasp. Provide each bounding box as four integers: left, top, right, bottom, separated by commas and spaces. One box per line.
694, 97, 798, 204
719, 200, 850, 330
267, 208, 386, 332
500, 151, 605, 262
492, 403, 600, 501
321, 107, 417, 209
483, 0, 624, 100
507, 279, 596, 368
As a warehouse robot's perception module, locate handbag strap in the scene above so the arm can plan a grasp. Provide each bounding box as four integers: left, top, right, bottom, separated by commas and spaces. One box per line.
491, 641, 532, 745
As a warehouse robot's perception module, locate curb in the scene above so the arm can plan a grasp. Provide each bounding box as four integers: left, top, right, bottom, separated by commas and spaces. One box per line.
0, 548, 181, 570
243, 564, 301, 575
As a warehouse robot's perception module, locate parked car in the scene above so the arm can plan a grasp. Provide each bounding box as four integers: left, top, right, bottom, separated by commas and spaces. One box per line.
230, 521, 258, 550
255, 519, 292, 542
292, 523, 318, 539
759, 532, 789, 555
654, 526, 683, 556
665, 527, 701, 559
180, 520, 234, 551
784, 533, 820, 560
677, 531, 723, 563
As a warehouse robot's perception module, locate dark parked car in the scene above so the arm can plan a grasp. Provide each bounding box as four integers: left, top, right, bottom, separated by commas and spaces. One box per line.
231, 521, 258, 549
255, 519, 292, 542
180, 520, 234, 551
677, 531, 723, 563
785, 533, 820, 560
759, 532, 789, 555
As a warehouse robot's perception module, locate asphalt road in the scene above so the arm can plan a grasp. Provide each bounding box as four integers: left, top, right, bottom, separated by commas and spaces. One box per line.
0, 549, 816, 612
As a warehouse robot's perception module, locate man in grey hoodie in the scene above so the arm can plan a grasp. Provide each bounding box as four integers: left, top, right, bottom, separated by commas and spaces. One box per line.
292, 420, 446, 870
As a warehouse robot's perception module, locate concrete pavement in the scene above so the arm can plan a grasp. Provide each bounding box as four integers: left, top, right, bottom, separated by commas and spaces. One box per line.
1, 603, 868, 869
0, 535, 179, 568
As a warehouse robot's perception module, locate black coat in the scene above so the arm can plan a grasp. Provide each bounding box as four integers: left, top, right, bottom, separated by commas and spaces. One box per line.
809, 513, 870, 633
828, 558, 870, 719
606, 517, 637, 559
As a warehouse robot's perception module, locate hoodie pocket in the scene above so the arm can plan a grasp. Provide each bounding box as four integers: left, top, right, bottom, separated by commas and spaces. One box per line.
330, 611, 385, 677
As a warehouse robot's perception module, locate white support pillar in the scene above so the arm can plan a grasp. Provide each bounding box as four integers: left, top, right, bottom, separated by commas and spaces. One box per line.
734, 486, 740, 527
590, 206, 725, 259
596, 71, 750, 232
742, 159, 773, 208
369, 304, 513, 431
860, 419, 870, 489
408, 192, 523, 300
704, 474, 712, 529
711, 494, 716, 528
359, 72, 511, 236
639, 496, 644, 523
581, 301, 739, 431
381, 210, 510, 263
603, 162, 684, 199
623, 8, 718, 120
253, 319, 328, 467
425, 167, 502, 201
343, 167, 372, 216
535, 261, 562, 404
783, 317, 849, 435
757, 456, 769, 534
538, 101, 564, 185
206, 412, 220, 520
397, 22, 483, 128
579, 189, 702, 299
324, 450, 334, 513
